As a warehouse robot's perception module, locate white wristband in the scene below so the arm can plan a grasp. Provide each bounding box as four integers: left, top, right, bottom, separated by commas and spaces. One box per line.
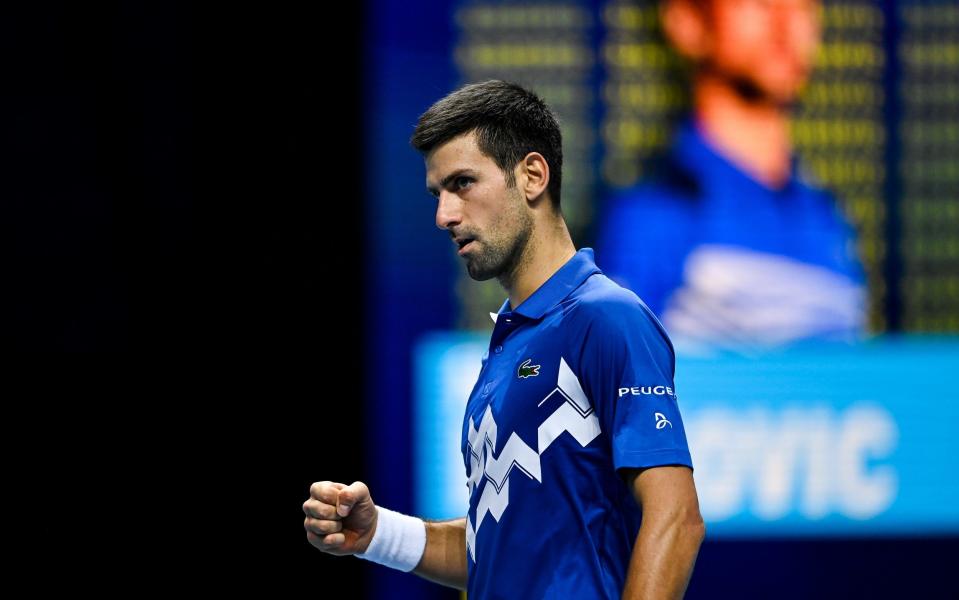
356, 506, 426, 572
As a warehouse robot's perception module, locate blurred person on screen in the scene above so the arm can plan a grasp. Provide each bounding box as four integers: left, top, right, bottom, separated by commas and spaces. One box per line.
304, 81, 704, 599
597, 0, 866, 351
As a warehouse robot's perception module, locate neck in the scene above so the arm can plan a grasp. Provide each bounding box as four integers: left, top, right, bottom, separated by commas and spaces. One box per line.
502, 214, 576, 310
693, 73, 793, 188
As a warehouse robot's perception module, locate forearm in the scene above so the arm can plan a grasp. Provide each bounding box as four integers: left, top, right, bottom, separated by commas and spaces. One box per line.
622, 510, 705, 599
412, 517, 468, 590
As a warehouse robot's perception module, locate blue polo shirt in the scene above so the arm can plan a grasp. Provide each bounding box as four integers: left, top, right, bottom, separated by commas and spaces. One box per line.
597, 121, 866, 349
462, 248, 692, 600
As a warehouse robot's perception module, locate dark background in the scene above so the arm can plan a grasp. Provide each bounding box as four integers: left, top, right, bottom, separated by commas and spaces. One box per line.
6, 2, 363, 353
6, 1, 370, 595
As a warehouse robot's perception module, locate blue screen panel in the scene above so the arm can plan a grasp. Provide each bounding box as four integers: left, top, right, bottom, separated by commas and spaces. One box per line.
415, 335, 959, 538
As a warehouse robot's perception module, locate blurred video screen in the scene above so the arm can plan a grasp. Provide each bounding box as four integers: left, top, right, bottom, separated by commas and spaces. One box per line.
365, 0, 959, 543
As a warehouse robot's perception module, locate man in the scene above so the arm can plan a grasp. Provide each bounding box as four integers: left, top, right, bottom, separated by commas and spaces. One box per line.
598, 0, 866, 350
304, 81, 704, 598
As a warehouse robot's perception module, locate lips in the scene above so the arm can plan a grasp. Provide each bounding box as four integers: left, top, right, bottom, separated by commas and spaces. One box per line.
456, 238, 475, 256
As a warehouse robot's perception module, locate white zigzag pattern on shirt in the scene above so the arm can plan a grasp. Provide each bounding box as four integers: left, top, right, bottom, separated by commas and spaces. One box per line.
464, 357, 601, 562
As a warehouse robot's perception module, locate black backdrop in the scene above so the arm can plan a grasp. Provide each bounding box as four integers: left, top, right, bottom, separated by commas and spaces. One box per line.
7, 1, 369, 595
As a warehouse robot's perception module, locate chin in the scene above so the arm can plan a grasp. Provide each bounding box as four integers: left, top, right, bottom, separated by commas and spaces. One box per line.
465, 253, 504, 282
466, 263, 497, 282
467, 270, 496, 283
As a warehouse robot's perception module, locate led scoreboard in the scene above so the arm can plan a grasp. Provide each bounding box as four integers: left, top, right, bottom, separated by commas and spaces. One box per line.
445, 0, 958, 333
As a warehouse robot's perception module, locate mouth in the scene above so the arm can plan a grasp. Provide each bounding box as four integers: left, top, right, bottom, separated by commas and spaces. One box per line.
454, 237, 476, 256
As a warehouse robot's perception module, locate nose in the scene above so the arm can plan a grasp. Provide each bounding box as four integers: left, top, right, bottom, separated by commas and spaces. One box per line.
435, 190, 462, 231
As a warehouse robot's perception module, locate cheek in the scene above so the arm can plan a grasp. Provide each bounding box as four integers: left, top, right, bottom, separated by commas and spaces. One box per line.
713, 1, 771, 49
711, 23, 769, 71
789, 14, 821, 64
487, 202, 513, 234
483, 196, 519, 238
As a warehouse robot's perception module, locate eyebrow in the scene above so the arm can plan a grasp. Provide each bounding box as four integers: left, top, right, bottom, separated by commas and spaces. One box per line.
427, 169, 476, 196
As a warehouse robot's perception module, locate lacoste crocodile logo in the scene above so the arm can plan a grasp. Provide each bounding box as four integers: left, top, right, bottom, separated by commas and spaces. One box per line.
518, 358, 541, 379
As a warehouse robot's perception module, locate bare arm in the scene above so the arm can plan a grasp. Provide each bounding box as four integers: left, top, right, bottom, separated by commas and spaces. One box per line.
303, 481, 467, 590
621, 466, 705, 600
413, 518, 468, 590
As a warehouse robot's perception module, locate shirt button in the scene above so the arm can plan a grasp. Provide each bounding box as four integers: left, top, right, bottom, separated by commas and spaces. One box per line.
494, 345, 503, 354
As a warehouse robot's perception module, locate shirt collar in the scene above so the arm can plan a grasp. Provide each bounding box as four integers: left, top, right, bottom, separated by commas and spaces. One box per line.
495, 248, 602, 321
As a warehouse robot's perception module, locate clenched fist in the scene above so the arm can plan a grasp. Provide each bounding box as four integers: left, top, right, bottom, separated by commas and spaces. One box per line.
303, 481, 378, 556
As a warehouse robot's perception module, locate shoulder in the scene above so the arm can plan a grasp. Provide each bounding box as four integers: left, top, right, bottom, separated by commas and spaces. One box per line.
601, 168, 700, 237
794, 167, 851, 218
794, 180, 861, 251
606, 177, 697, 214
565, 273, 674, 356
570, 272, 645, 314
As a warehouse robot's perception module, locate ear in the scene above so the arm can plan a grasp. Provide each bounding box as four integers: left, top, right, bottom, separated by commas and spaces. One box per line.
661, 0, 711, 62
518, 152, 550, 205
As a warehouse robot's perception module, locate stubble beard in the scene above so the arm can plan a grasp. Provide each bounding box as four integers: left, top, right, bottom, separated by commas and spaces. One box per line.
464, 191, 533, 285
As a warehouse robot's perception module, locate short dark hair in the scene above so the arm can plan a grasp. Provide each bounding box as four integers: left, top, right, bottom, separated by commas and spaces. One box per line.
411, 80, 563, 209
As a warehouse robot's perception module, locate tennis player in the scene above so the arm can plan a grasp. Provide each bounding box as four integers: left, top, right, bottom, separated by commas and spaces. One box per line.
304, 80, 704, 599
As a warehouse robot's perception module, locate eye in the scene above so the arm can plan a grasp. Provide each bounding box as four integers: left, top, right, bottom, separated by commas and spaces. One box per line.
454, 176, 474, 191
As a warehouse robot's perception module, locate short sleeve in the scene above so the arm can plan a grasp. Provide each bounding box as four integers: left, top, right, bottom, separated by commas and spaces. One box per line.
578, 293, 693, 473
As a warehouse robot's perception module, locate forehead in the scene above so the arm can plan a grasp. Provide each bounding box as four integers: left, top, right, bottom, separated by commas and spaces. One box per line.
425, 132, 497, 181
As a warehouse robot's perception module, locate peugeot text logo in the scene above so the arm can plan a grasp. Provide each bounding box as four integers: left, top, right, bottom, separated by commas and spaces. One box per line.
619, 386, 675, 397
